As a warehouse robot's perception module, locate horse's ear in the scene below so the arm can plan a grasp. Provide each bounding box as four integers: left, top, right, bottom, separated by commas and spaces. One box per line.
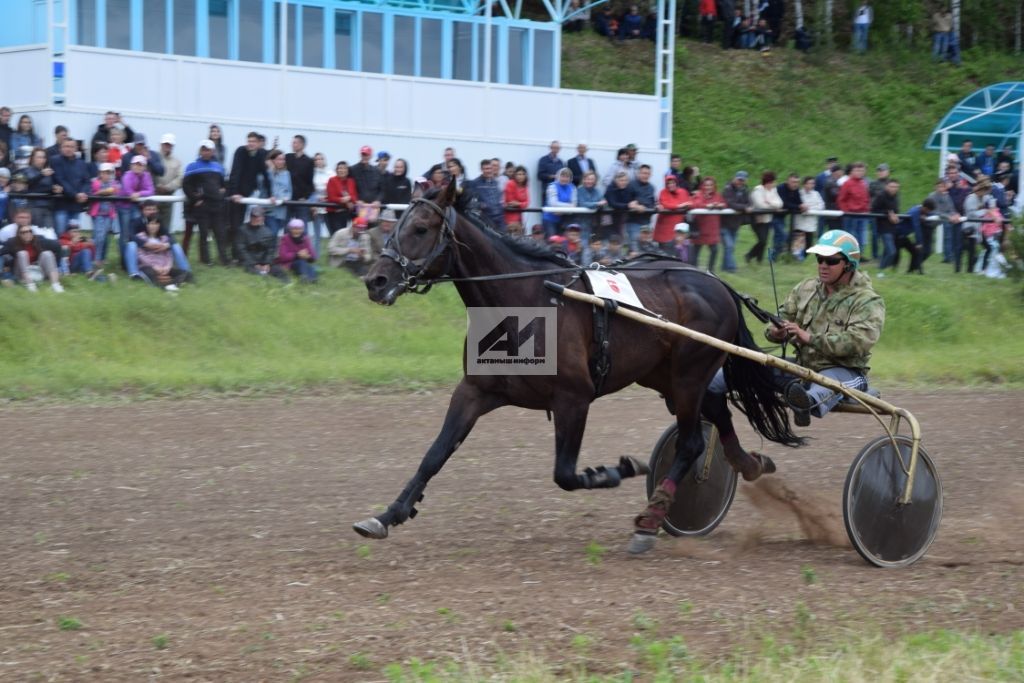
438, 177, 459, 208
411, 179, 425, 201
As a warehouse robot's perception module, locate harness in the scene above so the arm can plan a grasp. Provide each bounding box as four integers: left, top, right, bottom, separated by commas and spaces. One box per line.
378, 197, 459, 295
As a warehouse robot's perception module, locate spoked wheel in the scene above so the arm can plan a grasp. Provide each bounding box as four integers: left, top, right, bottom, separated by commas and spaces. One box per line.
843, 435, 942, 568
646, 421, 738, 536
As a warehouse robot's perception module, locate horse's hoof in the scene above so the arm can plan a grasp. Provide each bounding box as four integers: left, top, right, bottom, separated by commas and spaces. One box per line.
353, 518, 389, 539
619, 455, 651, 479
626, 532, 657, 555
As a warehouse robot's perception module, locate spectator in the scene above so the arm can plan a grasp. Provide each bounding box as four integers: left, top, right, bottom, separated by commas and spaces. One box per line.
285, 134, 315, 226
689, 176, 725, 272
594, 6, 619, 38
814, 156, 838, 195
228, 132, 272, 256
1, 212, 63, 292
0, 140, 9, 172
124, 200, 191, 279
794, 24, 813, 52
105, 125, 129, 169
6, 171, 31, 221
88, 162, 120, 268
721, 170, 751, 272
654, 174, 691, 253
837, 162, 871, 262
327, 216, 373, 276
778, 173, 804, 255
311, 152, 331, 240
24, 147, 56, 229
118, 155, 155, 264
747, 170, 782, 264
672, 223, 690, 262
351, 145, 382, 203
421, 146, 456, 180
680, 165, 700, 193
867, 163, 892, 259
543, 167, 577, 237
751, 18, 773, 52
959, 179, 991, 273
720, 0, 736, 48
563, 0, 589, 32
90, 111, 135, 155
765, 0, 785, 44
667, 154, 685, 185
853, 0, 872, 53
602, 171, 635, 244
0, 106, 12, 150
0, 167, 8, 222
376, 150, 391, 174
469, 158, 505, 231
49, 137, 92, 236
277, 218, 318, 283
58, 219, 97, 276
503, 165, 530, 227
626, 164, 656, 250
822, 164, 844, 231
0, 205, 51, 241
978, 144, 997, 177
736, 14, 754, 48
10, 115, 42, 155
446, 157, 468, 193
932, 8, 953, 61
576, 170, 606, 240
183, 139, 228, 266
871, 178, 901, 273
793, 175, 824, 259
381, 158, 412, 207
119, 134, 164, 180
957, 140, 978, 177
506, 221, 524, 238
698, 0, 717, 43
537, 140, 564, 194
619, 5, 644, 40
45, 125, 69, 160
927, 177, 957, 265
267, 149, 293, 239
906, 197, 938, 274
567, 142, 597, 186
207, 124, 226, 166
632, 225, 662, 257
155, 133, 183, 231
236, 207, 286, 280
325, 161, 358, 236
135, 215, 190, 291
601, 148, 633, 188
368, 208, 397, 261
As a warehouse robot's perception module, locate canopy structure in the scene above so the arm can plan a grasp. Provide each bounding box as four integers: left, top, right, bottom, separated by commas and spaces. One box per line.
926, 82, 1024, 177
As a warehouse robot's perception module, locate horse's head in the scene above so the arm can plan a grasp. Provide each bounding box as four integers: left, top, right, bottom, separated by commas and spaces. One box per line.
365, 180, 459, 305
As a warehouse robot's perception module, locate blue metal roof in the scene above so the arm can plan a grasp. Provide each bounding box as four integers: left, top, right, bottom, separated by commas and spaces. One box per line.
926, 82, 1024, 151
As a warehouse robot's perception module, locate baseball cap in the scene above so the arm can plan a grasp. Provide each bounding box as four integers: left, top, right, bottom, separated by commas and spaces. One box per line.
380, 208, 397, 222
548, 234, 566, 244
130, 154, 148, 165
876, 163, 890, 172
200, 139, 216, 150
98, 162, 115, 172
360, 145, 372, 156
287, 218, 306, 229
626, 143, 637, 150
0, 168, 9, 179
67, 219, 80, 229
565, 223, 581, 232
354, 216, 369, 229
734, 170, 749, 180
376, 151, 390, 160
132, 133, 147, 145
160, 133, 176, 145
674, 222, 690, 233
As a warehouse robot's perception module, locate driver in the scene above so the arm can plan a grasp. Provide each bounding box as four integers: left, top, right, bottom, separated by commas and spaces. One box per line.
707, 229, 885, 427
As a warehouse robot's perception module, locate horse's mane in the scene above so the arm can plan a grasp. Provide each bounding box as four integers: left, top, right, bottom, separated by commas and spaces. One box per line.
420, 186, 575, 268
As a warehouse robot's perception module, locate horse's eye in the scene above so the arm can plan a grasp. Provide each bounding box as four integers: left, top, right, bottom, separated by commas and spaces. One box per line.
414, 226, 429, 236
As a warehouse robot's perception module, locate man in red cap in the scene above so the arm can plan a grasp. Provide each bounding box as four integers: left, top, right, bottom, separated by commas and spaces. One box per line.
351, 145, 382, 205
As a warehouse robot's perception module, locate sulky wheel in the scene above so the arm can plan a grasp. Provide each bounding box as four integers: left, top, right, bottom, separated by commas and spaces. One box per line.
843, 434, 942, 568
646, 420, 738, 536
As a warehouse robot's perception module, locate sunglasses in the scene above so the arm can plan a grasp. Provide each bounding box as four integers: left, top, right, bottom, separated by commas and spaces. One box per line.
17, 229, 33, 234
816, 256, 844, 266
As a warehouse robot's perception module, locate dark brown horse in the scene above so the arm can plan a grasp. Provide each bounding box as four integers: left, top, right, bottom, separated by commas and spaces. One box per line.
356, 181, 799, 551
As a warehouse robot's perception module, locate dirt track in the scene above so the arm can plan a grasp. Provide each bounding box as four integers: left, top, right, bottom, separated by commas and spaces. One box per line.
1, 389, 1022, 681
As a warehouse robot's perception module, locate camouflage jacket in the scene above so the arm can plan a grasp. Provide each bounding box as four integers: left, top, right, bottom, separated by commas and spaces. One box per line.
769, 270, 885, 373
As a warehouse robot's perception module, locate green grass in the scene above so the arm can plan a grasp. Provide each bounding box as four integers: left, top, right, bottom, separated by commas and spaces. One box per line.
373, 629, 1024, 682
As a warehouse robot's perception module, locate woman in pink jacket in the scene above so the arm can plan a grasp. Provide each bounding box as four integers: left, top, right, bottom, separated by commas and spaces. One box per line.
276, 218, 319, 283
117, 154, 155, 262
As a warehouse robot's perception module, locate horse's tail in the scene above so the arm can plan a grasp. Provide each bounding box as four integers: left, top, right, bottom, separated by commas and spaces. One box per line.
721, 286, 803, 447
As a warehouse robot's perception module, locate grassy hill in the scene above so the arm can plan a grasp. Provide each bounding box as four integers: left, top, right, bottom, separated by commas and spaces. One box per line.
562, 33, 1022, 202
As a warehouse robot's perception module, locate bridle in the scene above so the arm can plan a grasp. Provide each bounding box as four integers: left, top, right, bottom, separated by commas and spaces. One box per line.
378, 197, 458, 294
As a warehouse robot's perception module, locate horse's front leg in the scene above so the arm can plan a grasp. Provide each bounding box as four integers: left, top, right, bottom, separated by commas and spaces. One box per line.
353, 380, 505, 539
552, 394, 648, 491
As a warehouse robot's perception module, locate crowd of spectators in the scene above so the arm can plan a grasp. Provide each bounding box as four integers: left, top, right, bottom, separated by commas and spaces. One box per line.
0, 105, 1019, 293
